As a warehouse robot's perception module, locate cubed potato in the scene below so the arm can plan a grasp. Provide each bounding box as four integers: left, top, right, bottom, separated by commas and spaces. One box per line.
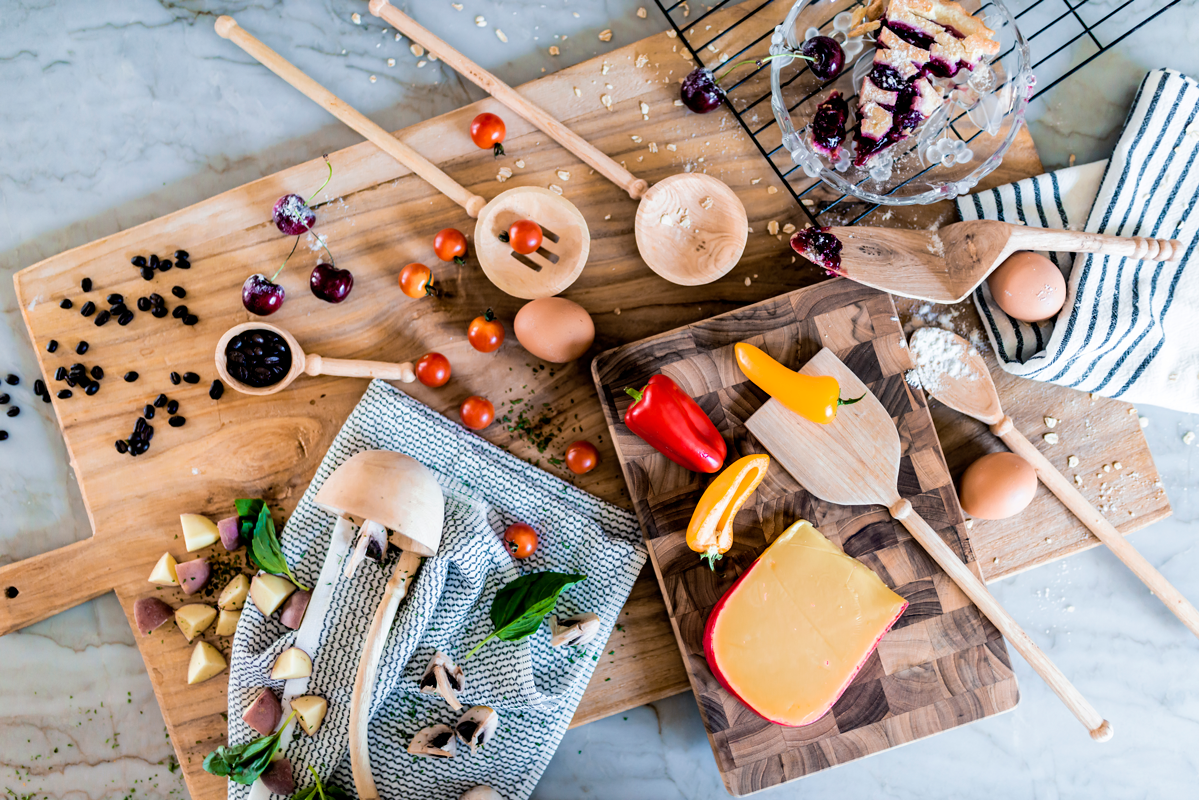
133, 597, 174, 634
175, 603, 217, 642
249, 574, 296, 617
258, 757, 294, 795
180, 513, 220, 552
175, 559, 211, 596
218, 516, 242, 551
218, 574, 250, 611
187, 641, 227, 685
278, 589, 312, 631
290, 695, 328, 736
270, 647, 312, 680
147, 552, 179, 586
242, 688, 282, 736
215, 608, 241, 637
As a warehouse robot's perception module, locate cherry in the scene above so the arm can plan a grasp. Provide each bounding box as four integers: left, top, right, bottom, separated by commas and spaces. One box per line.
799, 36, 845, 81
811, 91, 849, 157
271, 156, 332, 236
681, 54, 795, 114
310, 262, 353, 303
242, 274, 285, 316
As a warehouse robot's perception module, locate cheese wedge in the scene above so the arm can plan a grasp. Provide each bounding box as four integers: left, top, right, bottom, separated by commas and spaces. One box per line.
704, 519, 907, 727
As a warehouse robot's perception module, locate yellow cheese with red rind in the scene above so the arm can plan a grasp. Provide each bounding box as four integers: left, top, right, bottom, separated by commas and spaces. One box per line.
703, 519, 907, 727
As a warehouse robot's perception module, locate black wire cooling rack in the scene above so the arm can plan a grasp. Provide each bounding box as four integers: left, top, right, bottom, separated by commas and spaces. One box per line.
653, 0, 1184, 226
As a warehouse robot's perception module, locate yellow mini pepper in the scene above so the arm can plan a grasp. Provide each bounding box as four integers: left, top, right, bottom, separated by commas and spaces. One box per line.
734, 343, 862, 424
686, 454, 770, 569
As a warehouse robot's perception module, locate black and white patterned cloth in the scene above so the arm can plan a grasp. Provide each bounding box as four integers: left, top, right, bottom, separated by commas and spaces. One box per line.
225, 379, 646, 800
957, 68, 1199, 413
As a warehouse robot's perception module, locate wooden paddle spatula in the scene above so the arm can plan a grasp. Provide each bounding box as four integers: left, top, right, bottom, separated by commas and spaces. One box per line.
746, 348, 1113, 741
799, 221, 1183, 304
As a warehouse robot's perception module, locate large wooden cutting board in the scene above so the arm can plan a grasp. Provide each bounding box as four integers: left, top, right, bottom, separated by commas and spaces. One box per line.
2, 2, 1169, 797
591, 280, 1019, 794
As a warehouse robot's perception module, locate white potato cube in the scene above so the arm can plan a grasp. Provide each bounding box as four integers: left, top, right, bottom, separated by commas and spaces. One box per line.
187, 641, 227, 685
215, 608, 241, 637
180, 514, 221, 552
218, 574, 250, 611
249, 574, 296, 617
270, 647, 312, 680
175, 604, 217, 642
290, 695, 328, 736
148, 552, 179, 586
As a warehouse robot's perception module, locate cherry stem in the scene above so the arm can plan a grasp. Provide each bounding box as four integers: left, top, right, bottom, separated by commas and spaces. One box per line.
714, 53, 807, 84
317, 236, 336, 268
271, 237, 301, 281
305, 155, 333, 205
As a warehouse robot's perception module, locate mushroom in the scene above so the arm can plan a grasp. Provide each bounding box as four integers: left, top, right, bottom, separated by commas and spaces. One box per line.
461, 786, 505, 800
455, 705, 499, 753
549, 612, 602, 647
419, 650, 465, 710
407, 723, 457, 758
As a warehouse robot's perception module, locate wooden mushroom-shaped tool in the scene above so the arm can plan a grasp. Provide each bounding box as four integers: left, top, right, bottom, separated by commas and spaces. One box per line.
215, 15, 588, 299
909, 327, 1199, 640
369, 0, 748, 287
746, 348, 1113, 741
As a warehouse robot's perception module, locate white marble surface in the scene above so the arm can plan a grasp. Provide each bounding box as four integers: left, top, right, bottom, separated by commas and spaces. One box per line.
2, 1, 1197, 798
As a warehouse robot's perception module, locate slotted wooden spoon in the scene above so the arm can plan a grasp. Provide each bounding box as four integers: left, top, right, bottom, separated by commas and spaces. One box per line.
369, 0, 749, 287
215, 16, 589, 299
909, 327, 1199, 639
798, 221, 1183, 303
746, 347, 1113, 741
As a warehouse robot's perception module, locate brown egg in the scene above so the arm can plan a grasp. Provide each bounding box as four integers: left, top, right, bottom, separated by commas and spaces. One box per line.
959, 452, 1038, 520
514, 297, 595, 363
986, 251, 1067, 323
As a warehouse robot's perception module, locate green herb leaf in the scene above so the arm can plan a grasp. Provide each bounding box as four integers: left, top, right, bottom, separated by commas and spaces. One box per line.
203, 712, 295, 786
250, 505, 309, 591
293, 766, 353, 800
467, 571, 586, 658
236, 498, 266, 542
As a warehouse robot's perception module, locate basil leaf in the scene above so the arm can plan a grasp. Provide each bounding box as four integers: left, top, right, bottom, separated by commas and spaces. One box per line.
467, 571, 586, 657
236, 498, 266, 543
293, 765, 352, 800
202, 711, 295, 786
250, 505, 309, 591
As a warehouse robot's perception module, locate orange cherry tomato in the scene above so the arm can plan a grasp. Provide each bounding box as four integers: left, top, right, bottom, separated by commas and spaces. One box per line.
470, 112, 506, 157
503, 522, 539, 559
434, 228, 468, 265
415, 352, 451, 388
399, 263, 434, 298
460, 395, 495, 430
467, 309, 505, 353
565, 441, 600, 475
506, 220, 543, 255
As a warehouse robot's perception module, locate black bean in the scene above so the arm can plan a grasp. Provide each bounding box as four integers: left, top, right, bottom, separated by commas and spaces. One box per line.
124, 371, 139, 382
76, 341, 89, 355
90, 366, 104, 380
175, 259, 191, 270
183, 314, 198, 326
166, 399, 180, 414
182, 372, 199, 384
41, 392, 50, 404
132, 255, 147, 267
137, 297, 151, 311
60, 298, 73, 309
85, 383, 99, 396
153, 394, 168, 407
149, 254, 159, 268
74, 375, 90, 389
174, 250, 189, 260
209, 379, 224, 400
70, 362, 84, 373
171, 286, 186, 298
81, 278, 92, 292
65, 376, 76, 387
80, 301, 95, 317
143, 404, 155, 419
130, 439, 149, 455
168, 415, 185, 427
115, 439, 128, 453
33, 379, 44, 395
0, 431, 7, 441
106, 293, 123, 305
118, 311, 134, 326
159, 259, 173, 272
172, 306, 187, 319
140, 267, 154, 281
58, 389, 72, 399
7, 406, 18, 417
0, 394, 7, 404
152, 306, 168, 318
169, 372, 181, 385
93, 310, 111, 326
55, 367, 67, 381
47, 340, 58, 353
5, 374, 17, 386
109, 303, 127, 316
149, 293, 164, 306
134, 417, 147, 435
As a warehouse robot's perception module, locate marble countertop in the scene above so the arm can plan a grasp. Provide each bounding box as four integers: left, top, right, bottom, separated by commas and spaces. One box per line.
2, 1, 1196, 798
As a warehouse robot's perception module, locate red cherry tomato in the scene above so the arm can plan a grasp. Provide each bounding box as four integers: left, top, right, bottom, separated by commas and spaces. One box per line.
503, 522, 539, 559
460, 395, 495, 430
507, 220, 543, 255
565, 441, 600, 475
467, 309, 505, 353
415, 352, 451, 387
399, 263, 434, 299
470, 112, 506, 157
434, 228, 468, 265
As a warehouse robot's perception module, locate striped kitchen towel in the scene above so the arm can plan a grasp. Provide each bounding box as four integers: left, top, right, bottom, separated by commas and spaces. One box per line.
956, 68, 1199, 413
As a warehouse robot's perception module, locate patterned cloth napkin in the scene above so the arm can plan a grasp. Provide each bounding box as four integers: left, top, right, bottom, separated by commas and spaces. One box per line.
225, 379, 646, 800
956, 68, 1199, 413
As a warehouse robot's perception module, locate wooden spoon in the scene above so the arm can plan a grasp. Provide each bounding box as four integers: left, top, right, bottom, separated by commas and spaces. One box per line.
797, 221, 1183, 304
746, 347, 1113, 741
214, 322, 415, 396
909, 327, 1199, 640
368, 0, 749, 287
215, 15, 588, 299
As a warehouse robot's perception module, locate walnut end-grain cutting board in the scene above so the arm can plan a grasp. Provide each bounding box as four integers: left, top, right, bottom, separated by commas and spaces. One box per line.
592, 279, 1019, 794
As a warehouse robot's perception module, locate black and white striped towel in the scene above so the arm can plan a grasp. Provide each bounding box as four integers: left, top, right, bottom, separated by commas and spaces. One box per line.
956, 68, 1199, 413
226, 379, 646, 800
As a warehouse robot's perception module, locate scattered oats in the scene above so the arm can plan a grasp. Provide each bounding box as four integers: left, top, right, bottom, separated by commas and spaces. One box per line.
1114, 461, 1123, 470
751, 177, 761, 185
475, 15, 486, 27
1139, 416, 1149, 428
1128, 407, 1137, 415
667, 29, 677, 38
965, 519, 973, 529
767, 186, 778, 194
679, 211, 691, 228
410, 43, 425, 57
599, 29, 613, 42
495, 28, 508, 43
700, 196, 714, 210
1074, 474, 1083, 486
666, 143, 677, 151
602, 62, 611, 75
674, 98, 685, 106
496, 166, 513, 183
648, 142, 658, 153
767, 220, 780, 236
452, 2, 463, 9
640, 101, 650, 119
659, 214, 674, 226
549, 184, 563, 195
1043, 432, 1059, 444
744, 276, 752, 286
601, 94, 613, 109
604, 214, 612, 220
428, 52, 439, 62
638, 6, 648, 18
395, 33, 402, 41
636, 54, 650, 68
351, 12, 361, 24
550, 45, 561, 56
697, 156, 705, 162
557, 169, 571, 181
1045, 537, 1052, 543
615, 307, 622, 315
369, 74, 377, 83
387, 57, 396, 67
631, 134, 643, 143
782, 223, 796, 234
993, 557, 999, 564
417, 59, 427, 67
1103, 463, 1111, 472
1184, 431, 1196, 445
1067, 455, 1080, 467
514, 159, 525, 169
1044, 416, 1058, 429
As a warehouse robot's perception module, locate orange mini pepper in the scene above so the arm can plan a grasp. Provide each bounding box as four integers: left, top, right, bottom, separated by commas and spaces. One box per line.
686, 454, 770, 569
734, 343, 862, 424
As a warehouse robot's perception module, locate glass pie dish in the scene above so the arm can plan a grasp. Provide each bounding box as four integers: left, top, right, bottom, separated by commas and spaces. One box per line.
769, 0, 1032, 206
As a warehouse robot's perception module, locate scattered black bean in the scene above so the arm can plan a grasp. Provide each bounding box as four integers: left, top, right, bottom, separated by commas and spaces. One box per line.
55, 367, 67, 381
85, 383, 99, 396
175, 259, 191, 270
60, 298, 73, 309
115, 440, 128, 453
47, 340, 58, 353
41, 392, 50, 404
130, 439, 149, 456
116, 311, 133, 326
90, 366, 104, 380
0, 394, 7, 404
0, 431, 7, 441
166, 399, 180, 414
5, 374, 17, 386
137, 297, 151, 312
131, 255, 147, 267
93, 310, 111, 326
172, 306, 187, 319
110, 301, 127, 314
70, 363, 84, 374
183, 314, 198, 326
58, 389, 73, 399
80, 301, 96, 317
174, 250, 189, 260
65, 376, 76, 388
168, 415, 185, 427
149, 254, 159, 268
159, 259, 173, 272
169, 372, 181, 385
182, 372, 199, 384
124, 371, 139, 382
6, 406, 18, 417
150, 394, 166, 409
76, 341, 89, 355
209, 379, 224, 400
152, 306, 168, 318
140, 267, 154, 281
143, 404, 155, 419
149, 293, 164, 306
171, 286, 186, 298
106, 293, 123, 305
81, 278, 93, 292
33, 379, 45, 396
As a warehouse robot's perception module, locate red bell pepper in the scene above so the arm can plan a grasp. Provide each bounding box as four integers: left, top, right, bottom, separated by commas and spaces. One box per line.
623, 374, 726, 473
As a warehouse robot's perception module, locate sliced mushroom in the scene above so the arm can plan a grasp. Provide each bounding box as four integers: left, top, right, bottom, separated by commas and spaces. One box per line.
407, 723, 457, 758
455, 705, 499, 753
461, 787, 504, 800
419, 650, 465, 710
549, 612, 601, 647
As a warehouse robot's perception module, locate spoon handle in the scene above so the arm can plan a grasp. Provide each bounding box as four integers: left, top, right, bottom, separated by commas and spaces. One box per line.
305, 354, 415, 383
993, 416, 1199, 640
1005, 225, 1183, 262
888, 497, 1113, 742
369, 0, 649, 201
214, 16, 487, 218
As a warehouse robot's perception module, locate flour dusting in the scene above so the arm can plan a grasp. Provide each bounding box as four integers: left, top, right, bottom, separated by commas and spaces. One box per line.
908, 327, 979, 393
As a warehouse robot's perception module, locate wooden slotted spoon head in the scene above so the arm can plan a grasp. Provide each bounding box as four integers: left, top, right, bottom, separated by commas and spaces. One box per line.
745, 347, 1112, 741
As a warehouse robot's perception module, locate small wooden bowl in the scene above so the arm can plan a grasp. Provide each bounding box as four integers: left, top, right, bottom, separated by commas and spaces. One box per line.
474, 186, 590, 299
634, 173, 748, 286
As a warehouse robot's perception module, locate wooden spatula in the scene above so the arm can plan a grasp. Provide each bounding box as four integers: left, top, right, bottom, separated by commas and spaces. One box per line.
909, 327, 1199, 640
801, 221, 1183, 304
746, 348, 1113, 741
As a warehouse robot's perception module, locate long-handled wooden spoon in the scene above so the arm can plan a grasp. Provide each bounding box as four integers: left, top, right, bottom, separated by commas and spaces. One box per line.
369, 0, 749, 287
215, 15, 589, 299
909, 327, 1199, 639
793, 221, 1183, 303
746, 347, 1113, 741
